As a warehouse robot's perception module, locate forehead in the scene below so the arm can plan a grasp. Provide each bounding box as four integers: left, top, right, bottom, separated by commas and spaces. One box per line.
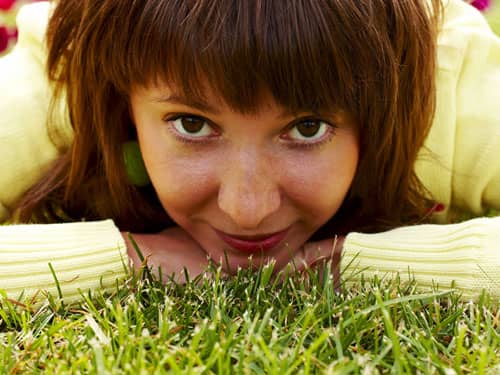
132, 83, 293, 117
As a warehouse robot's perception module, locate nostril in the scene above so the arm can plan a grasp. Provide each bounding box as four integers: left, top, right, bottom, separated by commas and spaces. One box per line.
218, 185, 281, 230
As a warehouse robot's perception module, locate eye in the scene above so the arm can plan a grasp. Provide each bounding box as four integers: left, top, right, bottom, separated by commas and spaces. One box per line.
287, 119, 330, 141
168, 115, 214, 138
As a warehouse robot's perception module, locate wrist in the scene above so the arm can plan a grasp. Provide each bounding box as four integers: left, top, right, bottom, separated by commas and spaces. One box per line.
121, 231, 146, 271
305, 235, 344, 266
303, 235, 344, 289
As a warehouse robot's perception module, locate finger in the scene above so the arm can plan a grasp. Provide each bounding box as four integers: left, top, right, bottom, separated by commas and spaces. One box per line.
304, 236, 343, 290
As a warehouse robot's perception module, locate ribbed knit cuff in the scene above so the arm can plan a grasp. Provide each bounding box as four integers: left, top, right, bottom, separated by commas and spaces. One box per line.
342, 217, 500, 302
0, 220, 128, 305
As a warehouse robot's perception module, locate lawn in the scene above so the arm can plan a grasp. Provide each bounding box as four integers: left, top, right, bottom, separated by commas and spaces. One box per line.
0, 262, 499, 373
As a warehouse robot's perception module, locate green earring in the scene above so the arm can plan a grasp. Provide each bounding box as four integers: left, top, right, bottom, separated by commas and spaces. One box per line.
123, 140, 151, 187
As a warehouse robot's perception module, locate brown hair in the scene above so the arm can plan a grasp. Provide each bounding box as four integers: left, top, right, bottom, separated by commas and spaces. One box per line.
14, 0, 442, 235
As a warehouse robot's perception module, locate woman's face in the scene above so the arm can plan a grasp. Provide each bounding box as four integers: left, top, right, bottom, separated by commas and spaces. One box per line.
130, 84, 359, 272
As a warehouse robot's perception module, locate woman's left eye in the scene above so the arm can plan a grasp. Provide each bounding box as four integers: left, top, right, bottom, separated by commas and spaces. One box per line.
286, 119, 332, 142
167, 115, 214, 138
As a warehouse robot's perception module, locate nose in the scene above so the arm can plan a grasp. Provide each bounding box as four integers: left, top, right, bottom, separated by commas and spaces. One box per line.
217, 150, 281, 230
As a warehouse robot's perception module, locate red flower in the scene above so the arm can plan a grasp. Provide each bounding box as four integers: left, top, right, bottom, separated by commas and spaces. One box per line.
471, 0, 491, 11
0, 26, 9, 53
0, 0, 16, 11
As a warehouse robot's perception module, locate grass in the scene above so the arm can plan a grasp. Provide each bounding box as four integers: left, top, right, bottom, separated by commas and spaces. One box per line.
0, 261, 498, 373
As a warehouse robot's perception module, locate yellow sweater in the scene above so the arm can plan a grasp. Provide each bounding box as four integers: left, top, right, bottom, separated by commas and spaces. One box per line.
0, 1, 499, 304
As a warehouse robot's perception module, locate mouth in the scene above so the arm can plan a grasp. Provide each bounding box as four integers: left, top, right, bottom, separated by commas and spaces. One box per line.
214, 227, 290, 254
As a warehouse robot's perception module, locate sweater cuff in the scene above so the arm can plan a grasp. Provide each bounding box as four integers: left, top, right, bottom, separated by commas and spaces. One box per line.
0, 220, 128, 305
341, 217, 500, 302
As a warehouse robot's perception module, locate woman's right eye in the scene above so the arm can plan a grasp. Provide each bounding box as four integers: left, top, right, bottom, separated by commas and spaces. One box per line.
167, 115, 215, 138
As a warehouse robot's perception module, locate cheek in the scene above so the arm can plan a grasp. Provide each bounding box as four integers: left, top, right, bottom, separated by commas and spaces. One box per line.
150, 157, 218, 217
279, 140, 358, 222
138, 136, 219, 220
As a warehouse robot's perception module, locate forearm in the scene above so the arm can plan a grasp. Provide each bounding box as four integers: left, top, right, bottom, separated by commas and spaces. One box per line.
0, 220, 128, 305
341, 217, 500, 302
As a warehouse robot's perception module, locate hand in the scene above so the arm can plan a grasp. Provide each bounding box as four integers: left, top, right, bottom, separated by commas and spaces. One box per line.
288, 235, 345, 288
122, 227, 210, 284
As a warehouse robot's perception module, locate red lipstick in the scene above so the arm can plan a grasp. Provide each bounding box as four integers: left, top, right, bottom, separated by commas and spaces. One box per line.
214, 228, 289, 254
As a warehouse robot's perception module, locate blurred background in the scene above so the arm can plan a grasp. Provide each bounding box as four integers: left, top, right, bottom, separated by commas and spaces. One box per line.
0, 0, 499, 57
0, 0, 42, 54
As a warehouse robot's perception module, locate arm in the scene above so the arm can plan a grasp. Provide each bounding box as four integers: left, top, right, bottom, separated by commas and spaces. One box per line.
0, 220, 128, 305
341, 217, 500, 302
0, 2, 73, 221
301, 0, 500, 303
298, 217, 499, 302
0, 4, 211, 305
0, 222, 212, 306
414, 0, 500, 219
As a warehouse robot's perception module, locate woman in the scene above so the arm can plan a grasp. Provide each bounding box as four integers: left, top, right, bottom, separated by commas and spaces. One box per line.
0, 0, 498, 304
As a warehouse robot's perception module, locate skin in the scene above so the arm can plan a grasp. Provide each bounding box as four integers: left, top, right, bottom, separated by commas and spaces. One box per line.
126, 84, 359, 277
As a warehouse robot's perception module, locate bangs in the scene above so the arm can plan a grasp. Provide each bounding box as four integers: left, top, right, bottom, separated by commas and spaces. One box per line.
104, 0, 370, 114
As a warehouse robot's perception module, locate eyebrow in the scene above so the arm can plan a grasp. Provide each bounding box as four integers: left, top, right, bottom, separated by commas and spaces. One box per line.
152, 94, 302, 120
151, 95, 221, 115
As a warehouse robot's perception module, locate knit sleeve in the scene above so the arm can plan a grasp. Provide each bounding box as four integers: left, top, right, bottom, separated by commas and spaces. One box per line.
0, 220, 129, 305
341, 217, 500, 302
363, 0, 500, 303
416, 0, 500, 216
0, 2, 72, 221
450, 1, 500, 214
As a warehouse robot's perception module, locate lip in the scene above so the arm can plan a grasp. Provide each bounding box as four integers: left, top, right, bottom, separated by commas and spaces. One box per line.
214, 227, 289, 254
